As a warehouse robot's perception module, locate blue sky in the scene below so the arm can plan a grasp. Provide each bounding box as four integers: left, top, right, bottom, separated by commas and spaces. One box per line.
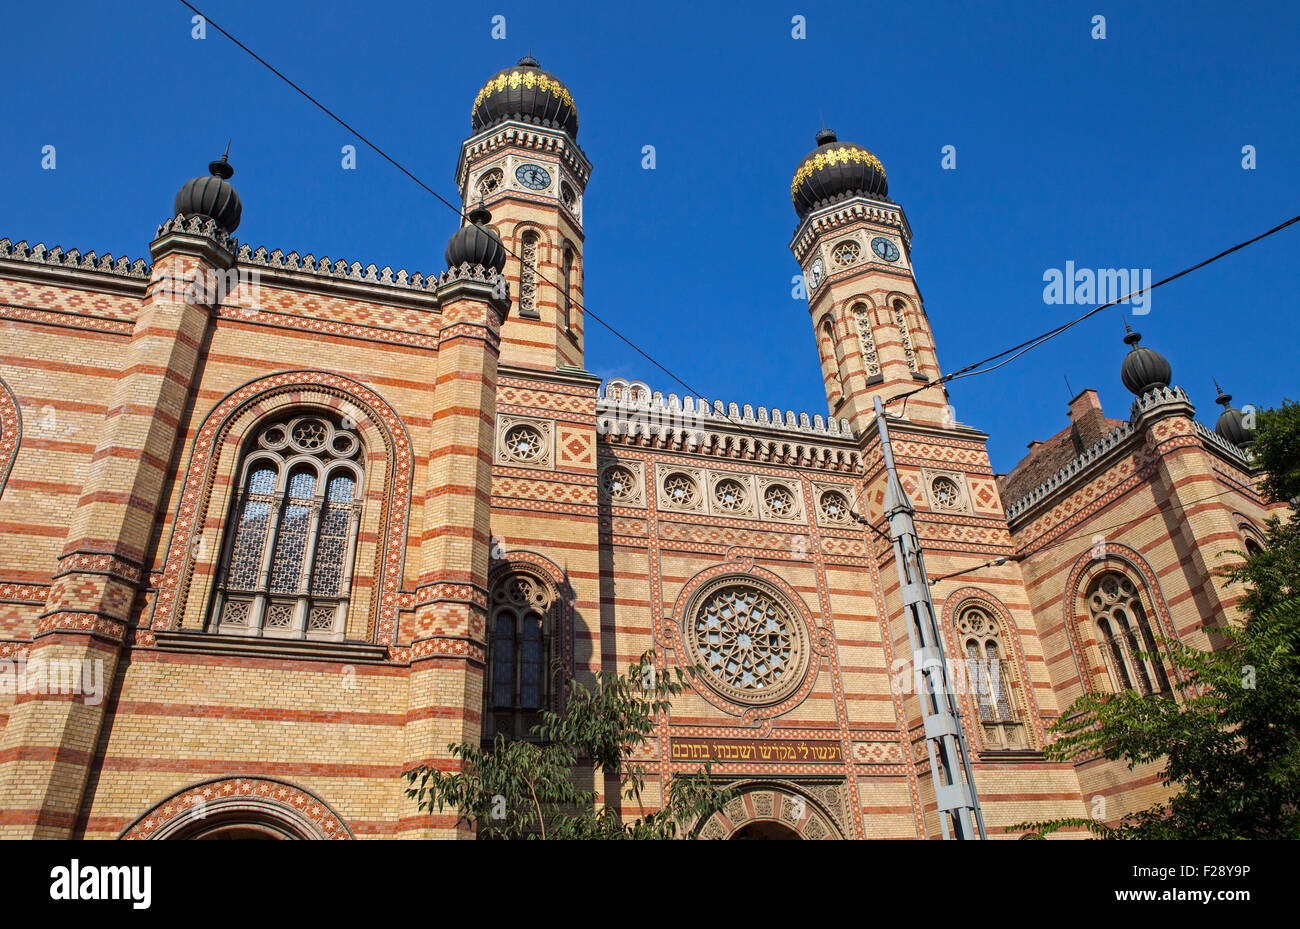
2, 0, 1296, 473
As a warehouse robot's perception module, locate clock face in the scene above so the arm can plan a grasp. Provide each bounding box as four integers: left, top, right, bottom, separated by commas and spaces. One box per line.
515, 163, 551, 191
871, 237, 900, 262
808, 258, 824, 289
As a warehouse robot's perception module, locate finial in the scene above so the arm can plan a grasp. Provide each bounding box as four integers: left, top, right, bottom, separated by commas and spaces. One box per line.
518, 50, 539, 67
1122, 321, 1142, 347
467, 198, 492, 226
815, 126, 837, 146
208, 143, 234, 180
1214, 377, 1232, 407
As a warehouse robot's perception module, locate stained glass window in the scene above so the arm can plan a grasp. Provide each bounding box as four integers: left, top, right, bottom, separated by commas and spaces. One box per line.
310, 472, 356, 597
1087, 572, 1169, 695
955, 603, 1028, 749
212, 415, 363, 638
485, 572, 555, 741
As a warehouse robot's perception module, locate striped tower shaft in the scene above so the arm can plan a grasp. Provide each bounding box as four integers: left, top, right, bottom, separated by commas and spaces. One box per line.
0, 225, 225, 837
400, 267, 508, 839
874, 397, 986, 840
1135, 395, 1251, 638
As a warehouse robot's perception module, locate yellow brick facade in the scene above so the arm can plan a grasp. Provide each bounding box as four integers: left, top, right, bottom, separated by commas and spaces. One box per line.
0, 59, 1284, 841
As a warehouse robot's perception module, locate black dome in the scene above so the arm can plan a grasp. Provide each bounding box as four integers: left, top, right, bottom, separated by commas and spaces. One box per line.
1214, 382, 1255, 446
471, 55, 578, 140
174, 149, 242, 234
1119, 327, 1172, 395
446, 205, 507, 273
791, 129, 888, 219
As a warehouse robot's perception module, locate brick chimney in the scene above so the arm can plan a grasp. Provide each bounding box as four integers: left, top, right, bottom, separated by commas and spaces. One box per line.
1068, 389, 1108, 452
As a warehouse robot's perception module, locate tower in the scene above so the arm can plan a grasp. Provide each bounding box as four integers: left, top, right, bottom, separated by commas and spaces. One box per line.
788, 130, 949, 429
454, 55, 591, 372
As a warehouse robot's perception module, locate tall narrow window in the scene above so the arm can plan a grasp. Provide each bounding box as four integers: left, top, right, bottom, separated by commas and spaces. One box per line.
852, 303, 881, 378
819, 317, 843, 404
485, 571, 556, 742
956, 603, 1027, 750
561, 244, 573, 331
211, 415, 363, 639
1086, 572, 1170, 695
519, 231, 539, 318
893, 299, 919, 374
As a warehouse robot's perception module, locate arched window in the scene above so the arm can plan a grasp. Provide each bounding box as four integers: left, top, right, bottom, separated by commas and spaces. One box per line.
955, 603, 1028, 750
561, 244, 574, 330
851, 303, 881, 379
892, 299, 919, 374
1086, 572, 1170, 696
819, 316, 843, 404
485, 571, 556, 741
210, 414, 363, 639
0, 376, 20, 502
518, 231, 540, 318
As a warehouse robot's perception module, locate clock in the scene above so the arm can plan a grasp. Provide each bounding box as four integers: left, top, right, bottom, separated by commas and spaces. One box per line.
808, 258, 824, 290
871, 237, 900, 262
515, 163, 551, 191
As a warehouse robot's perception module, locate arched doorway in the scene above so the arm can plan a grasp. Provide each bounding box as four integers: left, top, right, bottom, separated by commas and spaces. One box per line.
696, 781, 847, 840
120, 777, 353, 840
186, 821, 291, 840
731, 820, 801, 840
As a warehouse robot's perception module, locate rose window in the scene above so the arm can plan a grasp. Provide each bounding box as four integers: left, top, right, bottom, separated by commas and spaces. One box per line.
832, 240, 861, 266
504, 424, 545, 463
686, 580, 809, 706
663, 473, 698, 508
818, 490, 852, 524
602, 465, 636, 503
763, 484, 795, 518
713, 478, 748, 512
931, 476, 961, 510
291, 419, 328, 451
476, 168, 503, 198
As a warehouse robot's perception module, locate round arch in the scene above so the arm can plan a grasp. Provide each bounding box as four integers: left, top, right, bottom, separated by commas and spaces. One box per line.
941, 586, 1043, 747
150, 371, 413, 645
120, 776, 354, 840
695, 781, 846, 840
1061, 543, 1181, 694
0, 375, 20, 500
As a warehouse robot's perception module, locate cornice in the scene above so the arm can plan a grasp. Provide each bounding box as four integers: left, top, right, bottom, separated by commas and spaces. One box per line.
499, 362, 603, 391
455, 119, 593, 189
233, 241, 441, 307
0, 236, 149, 296
1004, 421, 1139, 525
789, 197, 912, 263
596, 379, 860, 472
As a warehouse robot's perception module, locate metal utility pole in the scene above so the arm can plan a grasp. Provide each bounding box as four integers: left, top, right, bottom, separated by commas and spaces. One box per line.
872, 396, 986, 840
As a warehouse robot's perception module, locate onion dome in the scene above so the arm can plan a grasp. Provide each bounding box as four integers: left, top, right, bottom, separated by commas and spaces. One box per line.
445, 204, 507, 273
1214, 380, 1255, 446
471, 55, 578, 140
173, 146, 242, 234
1119, 325, 1172, 395
791, 128, 889, 219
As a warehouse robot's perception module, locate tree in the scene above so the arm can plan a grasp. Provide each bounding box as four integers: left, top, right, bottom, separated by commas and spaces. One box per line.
1012, 400, 1300, 839
403, 651, 733, 839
